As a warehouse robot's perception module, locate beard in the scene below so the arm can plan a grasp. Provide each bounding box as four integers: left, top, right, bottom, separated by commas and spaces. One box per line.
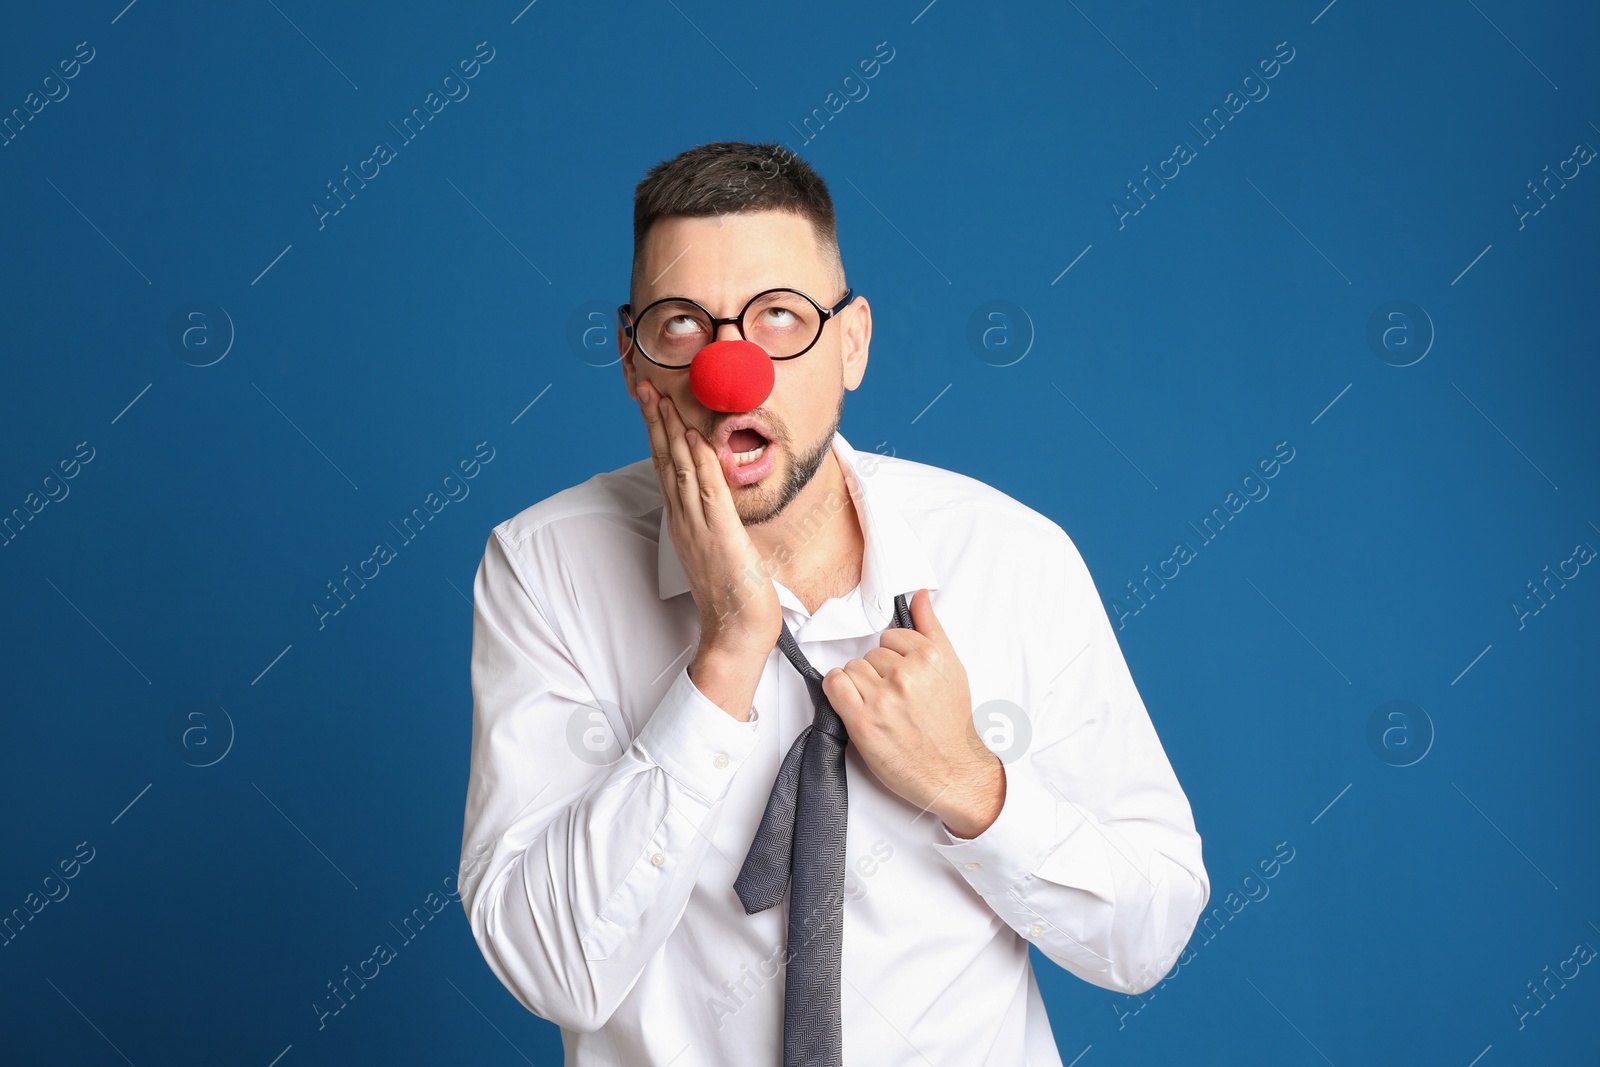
731, 389, 845, 527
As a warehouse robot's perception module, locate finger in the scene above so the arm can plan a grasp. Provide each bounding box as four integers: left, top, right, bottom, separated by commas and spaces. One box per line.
840, 657, 880, 697
862, 646, 902, 676
880, 628, 947, 681
823, 665, 866, 720
658, 396, 705, 526
836, 659, 881, 724
685, 422, 736, 529
638, 387, 685, 530
877, 629, 925, 656
908, 587, 945, 642
638, 382, 671, 478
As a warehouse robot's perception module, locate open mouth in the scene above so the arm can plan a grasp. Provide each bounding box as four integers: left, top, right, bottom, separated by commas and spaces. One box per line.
727, 426, 769, 466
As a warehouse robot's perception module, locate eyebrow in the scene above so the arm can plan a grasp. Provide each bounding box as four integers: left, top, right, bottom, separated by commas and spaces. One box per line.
641, 287, 806, 312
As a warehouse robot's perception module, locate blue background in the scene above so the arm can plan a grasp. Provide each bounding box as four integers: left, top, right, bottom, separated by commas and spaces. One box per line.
2, 0, 1596, 1063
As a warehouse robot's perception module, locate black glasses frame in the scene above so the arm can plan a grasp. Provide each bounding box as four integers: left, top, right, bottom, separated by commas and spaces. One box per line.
618, 286, 855, 369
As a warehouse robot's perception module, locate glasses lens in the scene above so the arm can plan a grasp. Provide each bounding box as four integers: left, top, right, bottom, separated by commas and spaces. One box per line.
744, 290, 822, 358
634, 300, 713, 367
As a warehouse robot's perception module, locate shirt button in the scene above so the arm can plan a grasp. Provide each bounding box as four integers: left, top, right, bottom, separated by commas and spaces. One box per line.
713, 752, 729, 769
651, 852, 666, 867
1028, 923, 1043, 938
963, 862, 981, 870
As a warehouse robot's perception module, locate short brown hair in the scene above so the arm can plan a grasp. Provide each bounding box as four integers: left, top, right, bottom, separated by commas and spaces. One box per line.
630, 141, 845, 305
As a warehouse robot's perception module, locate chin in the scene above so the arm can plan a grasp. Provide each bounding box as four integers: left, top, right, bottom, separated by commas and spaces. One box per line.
734, 454, 791, 525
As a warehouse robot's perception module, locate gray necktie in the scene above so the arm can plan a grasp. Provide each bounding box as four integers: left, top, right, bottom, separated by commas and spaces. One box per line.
734, 590, 914, 1067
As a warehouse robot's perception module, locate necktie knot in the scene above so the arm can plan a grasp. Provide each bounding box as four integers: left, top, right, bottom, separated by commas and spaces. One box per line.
803, 676, 848, 743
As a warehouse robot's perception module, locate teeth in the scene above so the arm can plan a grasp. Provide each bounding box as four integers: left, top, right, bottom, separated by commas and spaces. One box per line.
732, 442, 766, 465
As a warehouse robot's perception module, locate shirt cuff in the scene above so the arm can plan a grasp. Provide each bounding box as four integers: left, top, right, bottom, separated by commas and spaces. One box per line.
931, 755, 1072, 898
633, 664, 762, 805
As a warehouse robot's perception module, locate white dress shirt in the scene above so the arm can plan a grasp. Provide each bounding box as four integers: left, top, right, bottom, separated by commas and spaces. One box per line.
458, 430, 1210, 1066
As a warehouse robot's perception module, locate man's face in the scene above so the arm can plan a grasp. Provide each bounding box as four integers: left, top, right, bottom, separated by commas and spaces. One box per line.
620, 210, 869, 526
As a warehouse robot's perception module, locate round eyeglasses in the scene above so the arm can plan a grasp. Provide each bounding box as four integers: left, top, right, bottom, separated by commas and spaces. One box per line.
618, 287, 854, 369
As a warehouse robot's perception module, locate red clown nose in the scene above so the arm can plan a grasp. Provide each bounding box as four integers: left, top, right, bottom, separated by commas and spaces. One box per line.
688, 339, 774, 413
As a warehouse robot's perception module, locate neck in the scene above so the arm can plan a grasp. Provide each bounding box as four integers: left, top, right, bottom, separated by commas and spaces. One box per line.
747, 449, 865, 614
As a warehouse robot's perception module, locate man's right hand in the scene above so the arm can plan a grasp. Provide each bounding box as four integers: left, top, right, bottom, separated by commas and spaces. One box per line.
637, 380, 780, 715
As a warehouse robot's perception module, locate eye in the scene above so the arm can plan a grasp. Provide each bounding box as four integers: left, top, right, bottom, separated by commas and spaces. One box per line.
663, 314, 704, 336
759, 306, 799, 328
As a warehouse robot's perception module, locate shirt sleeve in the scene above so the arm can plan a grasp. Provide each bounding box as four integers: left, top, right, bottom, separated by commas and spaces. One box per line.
457, 528, 763, 1032
930, 530, 1210, 996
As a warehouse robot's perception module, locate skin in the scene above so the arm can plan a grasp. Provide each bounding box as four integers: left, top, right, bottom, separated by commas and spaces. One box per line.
621, 209, 1002, 839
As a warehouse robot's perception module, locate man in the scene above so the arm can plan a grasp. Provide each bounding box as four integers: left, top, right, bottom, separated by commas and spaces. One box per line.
458, 141, 1209, 1065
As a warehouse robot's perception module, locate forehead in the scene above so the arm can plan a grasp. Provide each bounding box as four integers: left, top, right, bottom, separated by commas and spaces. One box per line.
636, 210, 828, 308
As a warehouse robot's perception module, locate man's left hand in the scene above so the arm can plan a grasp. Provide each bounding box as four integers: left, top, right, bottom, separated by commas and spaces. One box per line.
822, 588, 1004, 839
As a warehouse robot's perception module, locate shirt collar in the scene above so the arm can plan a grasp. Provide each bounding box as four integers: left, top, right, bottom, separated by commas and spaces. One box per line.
656, 430, 939, 632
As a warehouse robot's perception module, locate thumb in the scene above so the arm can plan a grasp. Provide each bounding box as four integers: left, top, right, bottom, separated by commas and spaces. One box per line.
908, 588, 946, 645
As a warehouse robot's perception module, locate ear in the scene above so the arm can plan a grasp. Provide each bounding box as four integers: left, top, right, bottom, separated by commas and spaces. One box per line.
619, 310, 640, 400
841, 296, 871, 392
